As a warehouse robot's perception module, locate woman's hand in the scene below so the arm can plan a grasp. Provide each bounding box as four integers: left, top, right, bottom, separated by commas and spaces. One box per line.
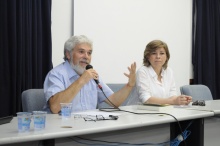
173, 95, 192, 105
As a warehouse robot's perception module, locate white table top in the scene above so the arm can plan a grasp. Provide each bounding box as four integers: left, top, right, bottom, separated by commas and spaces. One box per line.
0, 106, 214, 145
184, 99, 220, 114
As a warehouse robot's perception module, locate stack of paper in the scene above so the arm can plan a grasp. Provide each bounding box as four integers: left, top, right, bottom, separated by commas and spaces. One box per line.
137, 103, 173, 112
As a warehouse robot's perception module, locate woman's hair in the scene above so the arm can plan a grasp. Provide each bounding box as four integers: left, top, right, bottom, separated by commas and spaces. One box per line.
63, 35, 93, 61
143, 40, 170, 69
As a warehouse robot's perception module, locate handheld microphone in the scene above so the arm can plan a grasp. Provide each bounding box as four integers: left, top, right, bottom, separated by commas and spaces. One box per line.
86, 64, 119, 109
86, 64, 102, 89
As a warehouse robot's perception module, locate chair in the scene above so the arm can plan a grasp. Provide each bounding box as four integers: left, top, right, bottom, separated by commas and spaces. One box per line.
22, 89, 55, 145
107, 84, 125, 93
21, 89, 46, 112
180, 84, 213, 101
21, 85, 131, 111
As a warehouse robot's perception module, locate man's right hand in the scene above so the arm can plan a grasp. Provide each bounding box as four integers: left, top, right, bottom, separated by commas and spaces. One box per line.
81, 68, 99, 83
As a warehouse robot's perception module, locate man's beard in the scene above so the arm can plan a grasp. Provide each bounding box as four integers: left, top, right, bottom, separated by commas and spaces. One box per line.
70, 58, 86, 75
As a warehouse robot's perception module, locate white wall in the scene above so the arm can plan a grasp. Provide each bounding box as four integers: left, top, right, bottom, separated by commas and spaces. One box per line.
51, 0, 72, 67
52, 0, 192, 94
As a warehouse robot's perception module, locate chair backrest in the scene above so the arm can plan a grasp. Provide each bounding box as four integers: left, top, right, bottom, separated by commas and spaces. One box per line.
98, 84, 132, 108
180, 85, 213, 101
21, 89, 46, 112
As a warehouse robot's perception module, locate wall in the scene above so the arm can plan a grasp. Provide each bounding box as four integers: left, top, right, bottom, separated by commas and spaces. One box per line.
51, 0, 72, 67
52, 0, 193, 94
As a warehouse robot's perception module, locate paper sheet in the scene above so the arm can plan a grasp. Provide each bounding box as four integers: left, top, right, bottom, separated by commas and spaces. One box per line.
72, 110, 121, 118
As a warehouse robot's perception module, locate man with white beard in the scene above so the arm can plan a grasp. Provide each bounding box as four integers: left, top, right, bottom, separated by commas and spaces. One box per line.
43, 35, 136, 114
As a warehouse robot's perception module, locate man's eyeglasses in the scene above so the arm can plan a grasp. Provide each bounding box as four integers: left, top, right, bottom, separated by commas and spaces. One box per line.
192, 100, 205, 106
83, 115, 118, 122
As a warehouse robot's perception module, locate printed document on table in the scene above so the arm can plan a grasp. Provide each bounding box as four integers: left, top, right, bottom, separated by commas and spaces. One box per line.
72, 110, 121, 118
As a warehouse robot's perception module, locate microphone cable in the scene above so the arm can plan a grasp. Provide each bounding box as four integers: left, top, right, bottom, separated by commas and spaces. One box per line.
86, 63, 188, 146
69, 121, 192, 146
99, 87, 188, 146
99, 86, 120, 110
85, 64, 120, 110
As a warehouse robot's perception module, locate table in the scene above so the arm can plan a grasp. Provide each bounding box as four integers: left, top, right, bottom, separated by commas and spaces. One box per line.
0, 106, 214, 146
187, 99, 220, 114
170, 99, 220, 146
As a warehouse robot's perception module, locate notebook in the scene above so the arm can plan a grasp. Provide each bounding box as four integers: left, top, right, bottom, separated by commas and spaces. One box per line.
0, 116, 13, 125
137, 103, 173, 112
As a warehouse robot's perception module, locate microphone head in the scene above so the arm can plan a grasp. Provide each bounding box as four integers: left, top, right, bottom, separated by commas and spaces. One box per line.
86, 64, 93, 70
85, 64, 102, 89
